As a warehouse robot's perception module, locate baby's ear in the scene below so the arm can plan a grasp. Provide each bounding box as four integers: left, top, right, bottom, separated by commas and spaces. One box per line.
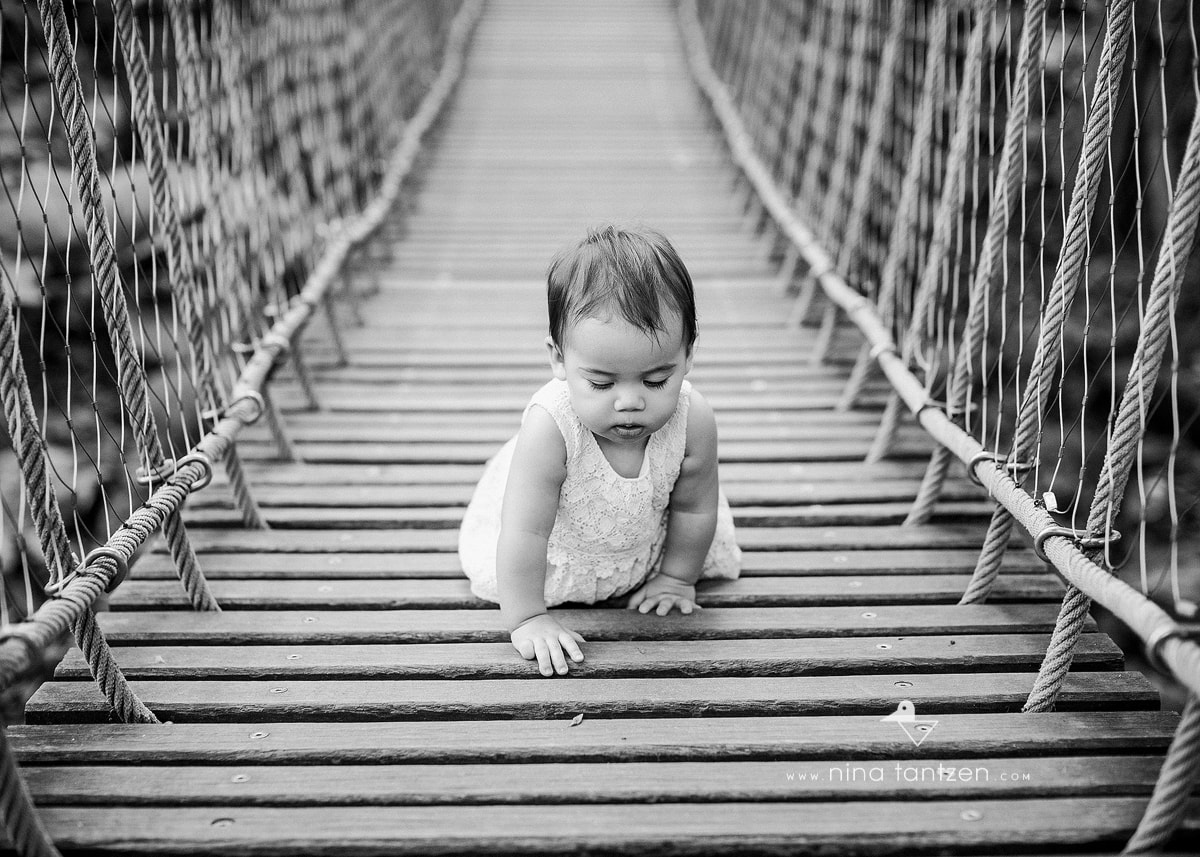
684, 341, 696, 375
545, 336, 567, 380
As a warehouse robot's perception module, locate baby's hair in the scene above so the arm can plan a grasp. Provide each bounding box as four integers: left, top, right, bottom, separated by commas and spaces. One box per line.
546, 225, 697, 351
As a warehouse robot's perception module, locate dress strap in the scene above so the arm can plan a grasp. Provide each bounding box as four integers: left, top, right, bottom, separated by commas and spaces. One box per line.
523, 378, 582, 459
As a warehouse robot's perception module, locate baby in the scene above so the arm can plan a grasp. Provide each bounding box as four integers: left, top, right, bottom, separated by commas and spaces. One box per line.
457, 225, 741, 676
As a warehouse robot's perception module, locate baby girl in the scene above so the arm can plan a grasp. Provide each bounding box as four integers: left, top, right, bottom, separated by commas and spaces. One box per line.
457, 225, 741, 676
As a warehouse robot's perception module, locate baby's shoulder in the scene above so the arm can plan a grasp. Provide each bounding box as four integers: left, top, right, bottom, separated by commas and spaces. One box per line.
681, 384, 718, 458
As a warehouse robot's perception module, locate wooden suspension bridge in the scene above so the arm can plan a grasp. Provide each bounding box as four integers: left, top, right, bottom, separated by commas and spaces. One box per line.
1, 0, 1198, 854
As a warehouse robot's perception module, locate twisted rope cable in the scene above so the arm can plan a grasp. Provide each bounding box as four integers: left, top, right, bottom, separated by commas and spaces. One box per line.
819, 0, 875, 249
260, 386, 300, 461
966, 0, 1133, 604
682, 7, 1200, 846
71, 602, 158, 724
0, 275, 75, 588
859, 0, 951, 453
0, 725, 60, 857
34, 0, 213, 613
1025, 80, 1200, 713
939, 0, 1048, 586
223, 443, 268, 530
1122, 694, 1200, 853
0, 0, 483, 701
119, 0, 272, 536
111, 0, 216, 411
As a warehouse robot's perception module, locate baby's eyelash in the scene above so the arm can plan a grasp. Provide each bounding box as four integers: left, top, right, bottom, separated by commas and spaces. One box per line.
644, 379, 668, 389
587, 381, 612, 391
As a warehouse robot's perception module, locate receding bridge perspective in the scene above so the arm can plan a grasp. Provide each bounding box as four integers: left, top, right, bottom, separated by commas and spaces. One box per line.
0, 0, 1198, 853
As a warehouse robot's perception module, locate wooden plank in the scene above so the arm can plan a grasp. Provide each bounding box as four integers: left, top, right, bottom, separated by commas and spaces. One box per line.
179, 501, 994, 529
17, 755, 1171, 806
145, 525, 1008, 553
9, 712, 1183, 763
129, 548, 1045, 579
24, 672, 1158, 723
238, 438, 935, 464
105, 574, 1062, 611
52, 635, 1124, 680
186, 479, 988, 509
89, 605, 1090, 644
224, 460, 945, 485
5, 799, 1197, 855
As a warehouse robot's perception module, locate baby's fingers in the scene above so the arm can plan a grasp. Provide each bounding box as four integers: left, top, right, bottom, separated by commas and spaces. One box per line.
512, 638, 536, 660
559, 631, 585, 664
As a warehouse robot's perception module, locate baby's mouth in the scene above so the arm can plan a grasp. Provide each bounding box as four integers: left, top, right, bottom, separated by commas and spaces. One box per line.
612, 423, 644, 437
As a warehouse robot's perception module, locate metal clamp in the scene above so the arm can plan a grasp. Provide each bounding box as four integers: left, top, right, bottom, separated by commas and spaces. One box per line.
964, 451, 1033, 487
80, 545, 131, 593
175, 451, 215, 492
868, 342, 897, 361
134, 459, 177, 486
1144, 624, 1188, 675
260, 331, 292, 356
202, 391, 266, 427
1032, 525, 1121, 563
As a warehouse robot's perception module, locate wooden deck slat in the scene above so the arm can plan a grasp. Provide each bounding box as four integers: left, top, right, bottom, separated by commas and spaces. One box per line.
129, 549, 1045, 579
52, 636, 1124, 680
16, 756, 1174, 805
187, 479, 988, 509
9, 712, 1183, 763
89, 605, 1093, 644
5, 799, 1197, 855
143, 524, 1013, 553
18, 0, 1173, 852
179, 501, 995, 529
105, 574, 1062, 610
23, 672, 1158, 724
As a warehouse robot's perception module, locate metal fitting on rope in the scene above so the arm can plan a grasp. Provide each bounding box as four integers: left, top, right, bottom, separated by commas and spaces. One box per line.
80, 545, 131, 593
260, 331, 292, 356
201, 391, 266, 427
964, 451, 1033, 487
175, 451, 215, 492
868, 342, 897, 361
1144, 623, 1190, 675
1032, 525, 1122, 563
133, 458, 178, 487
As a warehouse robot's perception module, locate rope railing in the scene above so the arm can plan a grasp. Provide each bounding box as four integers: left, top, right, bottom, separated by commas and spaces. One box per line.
680, 0, 1200, 850
0, 1, 480, 851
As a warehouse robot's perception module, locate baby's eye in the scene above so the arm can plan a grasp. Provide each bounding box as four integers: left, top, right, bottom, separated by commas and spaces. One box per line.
644, 378, 669, 389
587, 380, 613, 391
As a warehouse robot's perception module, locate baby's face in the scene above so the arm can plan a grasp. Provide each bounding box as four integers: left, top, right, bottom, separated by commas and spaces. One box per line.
548, 313, 693, 448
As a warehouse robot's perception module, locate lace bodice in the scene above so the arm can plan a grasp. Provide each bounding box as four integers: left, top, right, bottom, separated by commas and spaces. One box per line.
458, 378, 741, 606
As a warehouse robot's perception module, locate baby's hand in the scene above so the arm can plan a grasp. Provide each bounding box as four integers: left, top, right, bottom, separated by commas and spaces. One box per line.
510, 614, 586, 677
627, 574, 703, 616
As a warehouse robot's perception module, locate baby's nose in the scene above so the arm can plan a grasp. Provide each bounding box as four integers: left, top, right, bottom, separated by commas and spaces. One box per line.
615, 390, 645, 411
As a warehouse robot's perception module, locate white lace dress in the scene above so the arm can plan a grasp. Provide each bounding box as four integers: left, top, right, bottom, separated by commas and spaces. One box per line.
458, 378, 741, 606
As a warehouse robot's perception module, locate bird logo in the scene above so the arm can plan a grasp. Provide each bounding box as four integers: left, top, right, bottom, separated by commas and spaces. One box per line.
880, 700, 939, 746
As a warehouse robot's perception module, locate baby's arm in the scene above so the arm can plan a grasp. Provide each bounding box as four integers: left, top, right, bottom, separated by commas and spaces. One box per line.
497, 406, 586, 675
628, 387, 720, 616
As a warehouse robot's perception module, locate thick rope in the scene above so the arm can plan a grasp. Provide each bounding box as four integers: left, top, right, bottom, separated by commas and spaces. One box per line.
852, 1, 951, 417
111, 0, 216, 410
1122, 694, 1200, 853
965, 0, 1134, 611
1024, 75, 1200, 712
942, 0, 1048, 584
71, 601, 159, 724
0, 0, 484, 701
224, 443, 269, 530
0, 725, 60, 857
0, 276, 76, 588
682, 7, 1200, 847
35, 0, 214, 613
